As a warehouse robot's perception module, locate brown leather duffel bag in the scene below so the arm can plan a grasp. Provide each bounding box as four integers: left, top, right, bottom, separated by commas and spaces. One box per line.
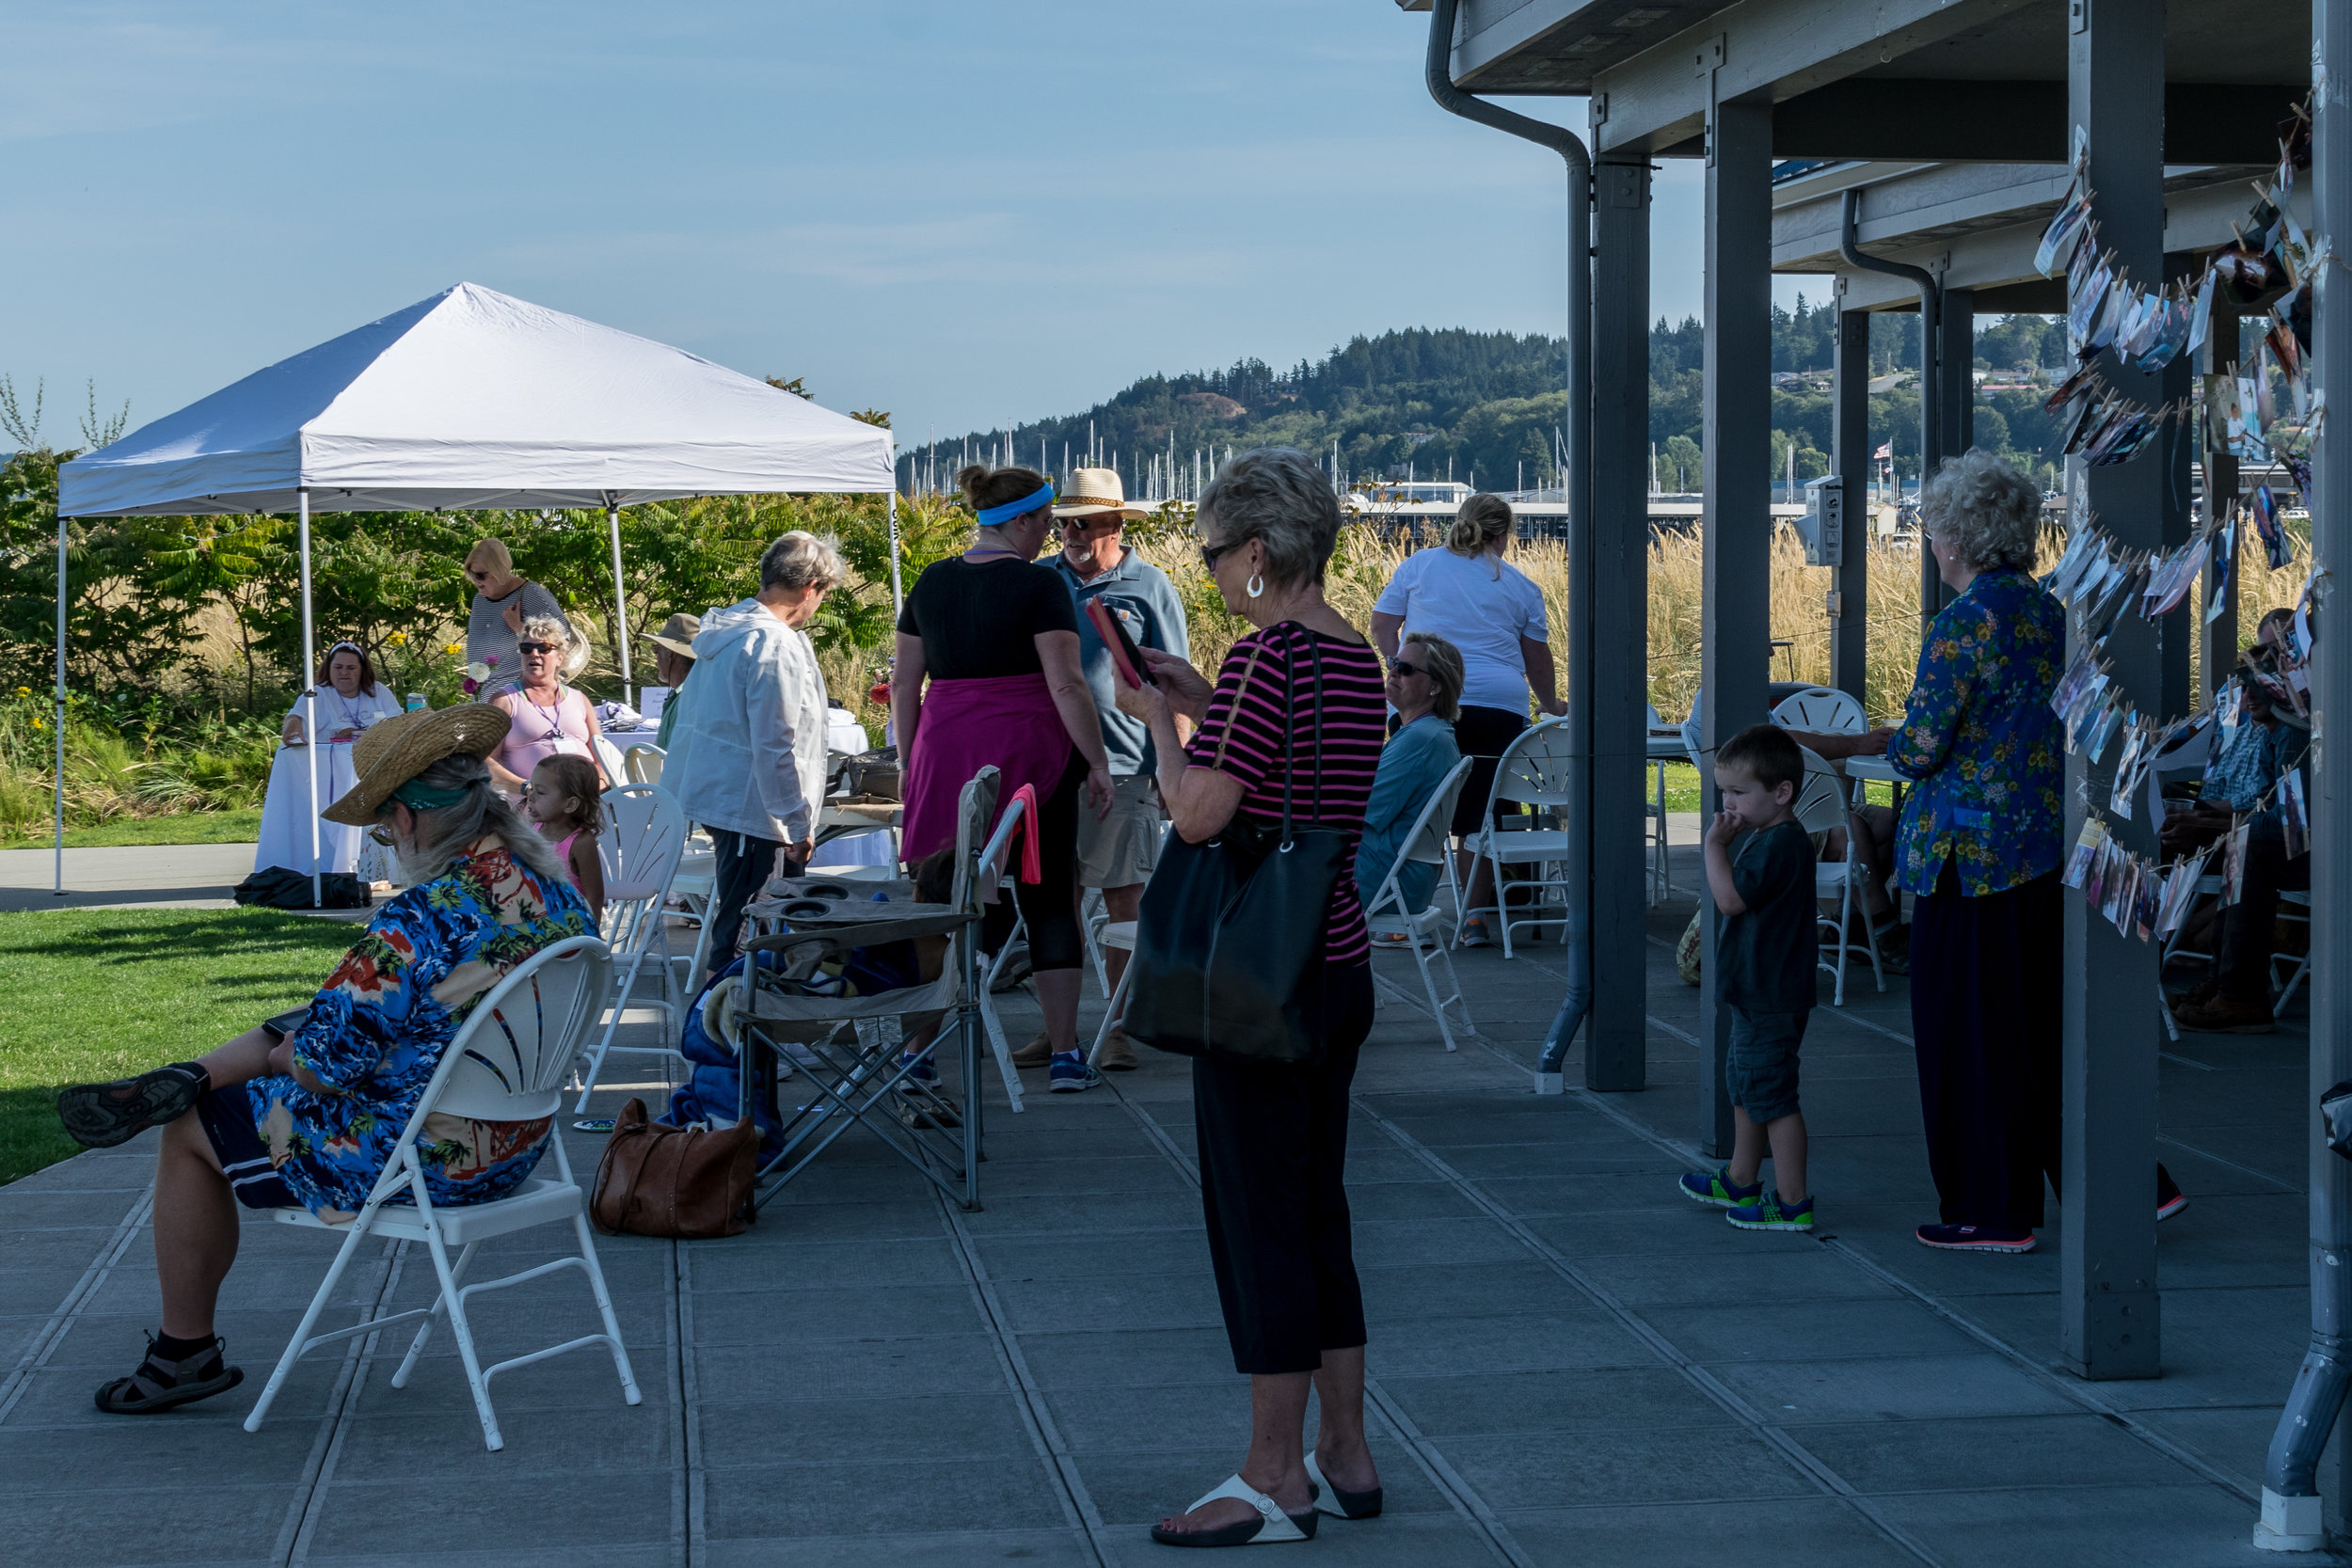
589, 1098, 755, 1238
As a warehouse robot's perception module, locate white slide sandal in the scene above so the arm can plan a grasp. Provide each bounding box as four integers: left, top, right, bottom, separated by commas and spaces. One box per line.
1149, 1474, 1319, 1547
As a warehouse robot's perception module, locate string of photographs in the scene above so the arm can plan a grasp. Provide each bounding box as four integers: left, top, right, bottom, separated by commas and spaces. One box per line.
2034, 97, 2323, 467
2044, 515, 2320, 944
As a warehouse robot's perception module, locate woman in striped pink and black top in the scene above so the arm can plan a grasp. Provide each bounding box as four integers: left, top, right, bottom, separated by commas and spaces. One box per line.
1118, 449, 1390, 1546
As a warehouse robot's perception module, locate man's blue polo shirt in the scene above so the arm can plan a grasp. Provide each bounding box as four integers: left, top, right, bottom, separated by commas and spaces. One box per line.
1050, 548, 1191, 777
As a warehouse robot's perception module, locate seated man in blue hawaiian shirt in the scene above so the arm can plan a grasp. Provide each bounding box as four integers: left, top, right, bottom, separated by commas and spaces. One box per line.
56, 705, 593, 1415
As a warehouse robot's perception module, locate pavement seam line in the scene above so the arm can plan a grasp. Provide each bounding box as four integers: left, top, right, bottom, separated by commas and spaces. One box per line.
1101, 1073, 1525, 1568
1550, 1073, 2307, 1535
279, 1237, 410, 1568
0, 1186, 154, 1424
1345, 1095, 1951, 1568
675, 1236, 699, 1568
929, 1186, 1118, 1566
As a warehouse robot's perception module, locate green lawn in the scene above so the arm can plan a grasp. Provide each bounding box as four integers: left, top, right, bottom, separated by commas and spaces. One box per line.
1650, 762, 1896, 816
0, 908, 358, 1186
0, 808, 262, 850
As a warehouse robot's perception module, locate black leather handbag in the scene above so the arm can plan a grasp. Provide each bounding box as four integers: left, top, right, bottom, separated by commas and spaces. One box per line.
1124, 628, 1353, 1067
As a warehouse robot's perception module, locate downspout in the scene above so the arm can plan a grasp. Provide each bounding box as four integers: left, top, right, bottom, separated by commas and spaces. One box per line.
1839, 186, 1945, 631
1422, 0, 1593, 1075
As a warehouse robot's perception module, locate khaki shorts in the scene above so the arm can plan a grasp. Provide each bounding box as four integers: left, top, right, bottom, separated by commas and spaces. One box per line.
1079, 774, 1166, 889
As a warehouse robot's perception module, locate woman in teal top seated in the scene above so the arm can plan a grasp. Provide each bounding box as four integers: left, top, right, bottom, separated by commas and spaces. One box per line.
1887, 450, 2068, 1255
1358, 631, 1465, 936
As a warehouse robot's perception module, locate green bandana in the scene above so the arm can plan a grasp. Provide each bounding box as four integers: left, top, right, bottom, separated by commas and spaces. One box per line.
389, 778, 472, 812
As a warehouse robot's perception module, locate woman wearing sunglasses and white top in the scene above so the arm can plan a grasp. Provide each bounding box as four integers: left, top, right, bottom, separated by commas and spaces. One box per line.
486, 616, 609, 793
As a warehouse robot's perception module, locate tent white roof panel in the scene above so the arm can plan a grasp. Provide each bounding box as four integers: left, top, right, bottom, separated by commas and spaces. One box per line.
58, 283, 894, 516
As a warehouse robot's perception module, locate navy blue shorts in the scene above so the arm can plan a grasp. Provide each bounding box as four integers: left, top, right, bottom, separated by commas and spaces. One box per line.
1725, 1007, 1807, 1125
196, 1086, 299, 1211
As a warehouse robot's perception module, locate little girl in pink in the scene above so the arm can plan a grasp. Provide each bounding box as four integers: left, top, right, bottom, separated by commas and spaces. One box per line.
526, 754, 605, 926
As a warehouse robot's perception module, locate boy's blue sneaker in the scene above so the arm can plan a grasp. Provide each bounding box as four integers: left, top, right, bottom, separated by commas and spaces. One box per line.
1679, 1166, 1762, 1210
1048, 1052, 1100, 1094
1728, 1193, 1816, 1231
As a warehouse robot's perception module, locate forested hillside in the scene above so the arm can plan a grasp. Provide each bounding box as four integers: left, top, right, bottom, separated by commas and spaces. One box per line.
908, 303, 2075, 498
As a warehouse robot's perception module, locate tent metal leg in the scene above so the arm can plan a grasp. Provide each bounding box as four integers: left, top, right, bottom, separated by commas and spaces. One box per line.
605, 497, 631, 706
298, 487, 320, 909
54, 510, 68, 896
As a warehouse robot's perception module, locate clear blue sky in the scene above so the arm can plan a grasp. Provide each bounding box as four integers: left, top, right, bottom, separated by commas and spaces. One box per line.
3, 1, 1821, 451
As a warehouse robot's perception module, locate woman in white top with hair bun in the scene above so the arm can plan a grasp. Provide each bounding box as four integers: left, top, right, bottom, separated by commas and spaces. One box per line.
1369, 493, 1561, 945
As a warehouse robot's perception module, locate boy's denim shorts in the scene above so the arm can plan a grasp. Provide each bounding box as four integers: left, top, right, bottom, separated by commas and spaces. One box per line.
1726, 1007, 1808, 1124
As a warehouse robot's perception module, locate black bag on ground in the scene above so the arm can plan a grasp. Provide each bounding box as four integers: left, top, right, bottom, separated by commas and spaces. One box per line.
233, 866, 371, 911
1123, 629, 1351, 1068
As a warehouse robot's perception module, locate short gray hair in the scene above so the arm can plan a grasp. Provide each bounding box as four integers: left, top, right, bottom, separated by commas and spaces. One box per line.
392, 752, 571, 889
759, 531, 845, 593
518, 613, 570, 649
1197, 448, 1343, 590
1918, 449, 2041, 573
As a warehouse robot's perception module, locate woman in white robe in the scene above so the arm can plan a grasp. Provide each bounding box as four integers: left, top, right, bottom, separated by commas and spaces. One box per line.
253, 642, 405, 879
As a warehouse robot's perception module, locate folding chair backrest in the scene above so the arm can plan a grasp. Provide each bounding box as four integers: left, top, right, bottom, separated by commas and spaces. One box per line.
1489, 718, 1578, 810
1680, 690, 1704, 763
1647, 703, 1664, 729
1401, 756, 1476, 868
622, 743, 665, 785
1790, 747, 1846, 835
1771, 686, 1867, 736
598, 784, 688, 904
421, 935, 611, 1124
948, 767, 1002, 911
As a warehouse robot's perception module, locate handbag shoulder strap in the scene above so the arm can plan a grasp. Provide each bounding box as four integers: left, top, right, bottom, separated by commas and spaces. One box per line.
1208, 639, 1267, 774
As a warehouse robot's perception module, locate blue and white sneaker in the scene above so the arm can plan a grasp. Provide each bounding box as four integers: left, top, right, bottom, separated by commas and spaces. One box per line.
1047, 1051, 1100, 1093
897, 1051, 938, 1091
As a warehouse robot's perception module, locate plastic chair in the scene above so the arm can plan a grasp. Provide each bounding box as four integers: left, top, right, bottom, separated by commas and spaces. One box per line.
1645, 703, 1673, 905
1457, 718, 1577, 958
574, 784, 691, 1112
2274, 889, 2313, 1016
1364, 756, 1477, 1050
1793, 747, 1884, 1006
621, 742, 665, 786
244, 936, 637, 1452
1772, 686, 1867, 736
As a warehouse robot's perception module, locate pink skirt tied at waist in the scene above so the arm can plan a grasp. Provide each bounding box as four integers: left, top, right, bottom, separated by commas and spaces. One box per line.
899, 673, 1077, 864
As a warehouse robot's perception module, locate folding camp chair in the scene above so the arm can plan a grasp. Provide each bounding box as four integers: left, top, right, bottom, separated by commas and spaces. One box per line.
1365, 755, 1477, 1049
1793, 747, 1884, 1006
245, 936, 636, 1452
712, 768, 1025, 1211
573, 784, 691, 1111
1458, 717, 1578, 957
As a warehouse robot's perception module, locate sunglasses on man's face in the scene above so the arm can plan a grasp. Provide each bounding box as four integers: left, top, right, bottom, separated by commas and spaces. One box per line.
516, 641, 558, 657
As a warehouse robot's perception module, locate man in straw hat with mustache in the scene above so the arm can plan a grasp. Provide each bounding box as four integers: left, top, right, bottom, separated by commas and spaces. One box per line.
1010, 467, 1189, 1072
55, 705, 595, 1416
644, 611, 701, 750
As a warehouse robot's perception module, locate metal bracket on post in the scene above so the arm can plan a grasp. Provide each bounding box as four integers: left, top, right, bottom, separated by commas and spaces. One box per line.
1697, 34, 1725, 166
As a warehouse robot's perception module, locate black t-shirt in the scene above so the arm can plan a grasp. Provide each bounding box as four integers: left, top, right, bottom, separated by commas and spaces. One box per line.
1717, 819, 1819, 1013
898, 557, 1078, 679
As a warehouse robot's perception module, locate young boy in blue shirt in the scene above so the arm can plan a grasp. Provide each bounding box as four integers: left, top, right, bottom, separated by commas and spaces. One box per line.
1680, 723, 1819, 1231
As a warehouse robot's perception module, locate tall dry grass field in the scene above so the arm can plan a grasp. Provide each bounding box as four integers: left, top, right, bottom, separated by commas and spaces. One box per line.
1131, 521, 2305, 725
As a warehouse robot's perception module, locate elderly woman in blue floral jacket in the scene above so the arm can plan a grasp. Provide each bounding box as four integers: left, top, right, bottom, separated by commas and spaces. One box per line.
1887, 451, 2070, 1255
56, 705, 593, 1415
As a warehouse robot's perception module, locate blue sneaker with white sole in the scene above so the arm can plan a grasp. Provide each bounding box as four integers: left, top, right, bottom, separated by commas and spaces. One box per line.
1727, 1192, 1815, 1231
1678, 1166, 1762, 1210
1048, 1052, 1100, 1093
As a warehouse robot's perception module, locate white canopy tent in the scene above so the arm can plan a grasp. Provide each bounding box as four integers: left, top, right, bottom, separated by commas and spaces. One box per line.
53, 281, 898, 896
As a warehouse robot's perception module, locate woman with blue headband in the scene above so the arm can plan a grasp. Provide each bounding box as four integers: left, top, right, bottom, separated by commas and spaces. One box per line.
894, 463, 1115, 1094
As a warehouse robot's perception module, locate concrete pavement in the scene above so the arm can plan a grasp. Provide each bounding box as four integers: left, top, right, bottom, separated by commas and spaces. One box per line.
0, 855, 2337, 1566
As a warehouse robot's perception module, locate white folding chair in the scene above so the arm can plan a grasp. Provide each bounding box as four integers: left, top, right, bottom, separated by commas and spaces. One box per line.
1080, 886, 1112, 999
621, 741, 666, 785
574, 784, 691, 1112
1366, 755, 1477, 1050
1771, 686, 1868, 736
1794, 747, 1884, 1006
947, 769, 1029, 1112
1645, 703, 1674, 906
1458, 717, 1577, 958
245, 936, 638, 1452
2274, 889, 2313, 1016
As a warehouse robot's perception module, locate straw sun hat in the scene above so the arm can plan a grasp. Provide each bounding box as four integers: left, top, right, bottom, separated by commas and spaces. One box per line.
320, 705, 512, 826
1052, 467, 1151, 521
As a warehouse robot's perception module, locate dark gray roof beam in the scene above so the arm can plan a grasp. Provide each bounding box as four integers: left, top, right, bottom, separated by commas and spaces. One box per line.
1771, 79, 2304, 164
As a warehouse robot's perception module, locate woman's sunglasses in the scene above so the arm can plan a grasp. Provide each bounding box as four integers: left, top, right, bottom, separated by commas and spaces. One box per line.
516, 641, 558, 657
1389, 658, 1425, 679
1199, 539, 1241, 572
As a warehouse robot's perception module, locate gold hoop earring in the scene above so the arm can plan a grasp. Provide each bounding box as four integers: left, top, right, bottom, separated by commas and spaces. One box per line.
1246, 573, 1264, 599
